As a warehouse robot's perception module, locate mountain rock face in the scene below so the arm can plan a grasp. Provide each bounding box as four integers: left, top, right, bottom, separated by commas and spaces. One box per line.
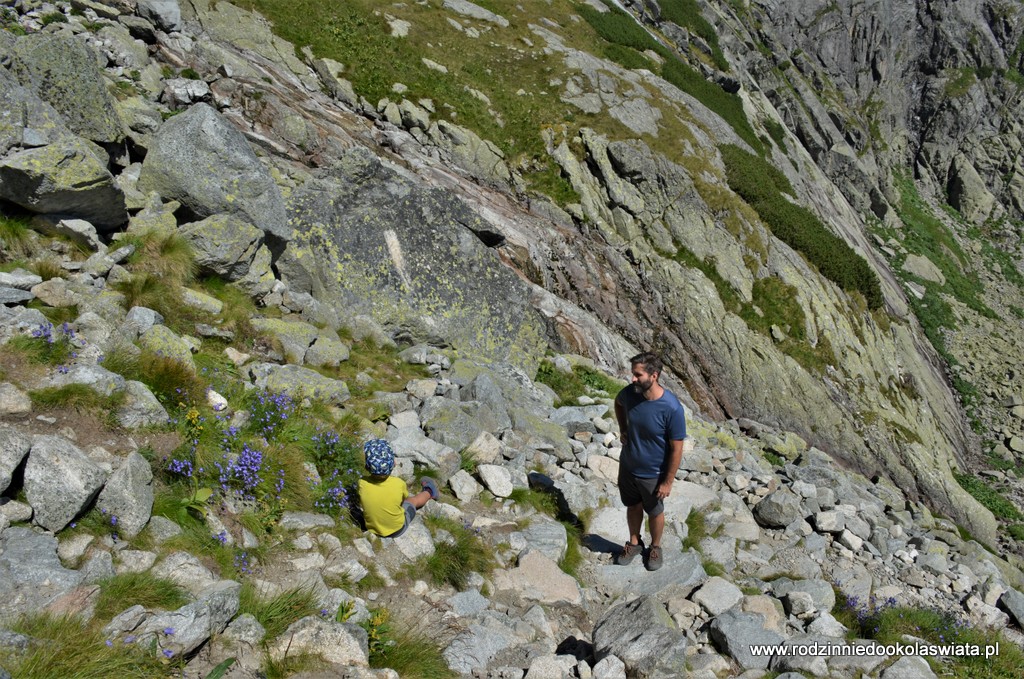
1, 0, 1022, 547
2, 2, 1024, 676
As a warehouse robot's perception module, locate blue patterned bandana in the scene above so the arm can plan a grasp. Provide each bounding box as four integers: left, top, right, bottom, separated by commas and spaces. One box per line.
364, 439, 395, 476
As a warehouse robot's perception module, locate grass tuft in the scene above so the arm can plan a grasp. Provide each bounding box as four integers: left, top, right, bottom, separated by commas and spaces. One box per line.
94, 572, 190, 621
238, 583, 320, 640
0, 612, 170, 678
422, 517, 495, 590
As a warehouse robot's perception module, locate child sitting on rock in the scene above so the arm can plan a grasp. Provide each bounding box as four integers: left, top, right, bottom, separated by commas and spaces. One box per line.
357, 439, 439, 538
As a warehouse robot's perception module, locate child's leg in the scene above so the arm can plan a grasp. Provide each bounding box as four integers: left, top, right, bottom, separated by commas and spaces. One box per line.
407, 489, 432, 509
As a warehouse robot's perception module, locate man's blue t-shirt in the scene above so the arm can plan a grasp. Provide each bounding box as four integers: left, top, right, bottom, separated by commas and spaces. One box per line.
616, 386, 687, 479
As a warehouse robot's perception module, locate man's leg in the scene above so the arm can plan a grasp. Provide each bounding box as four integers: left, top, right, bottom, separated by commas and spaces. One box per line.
648, 510, 665, 547
627, 503, 644, 544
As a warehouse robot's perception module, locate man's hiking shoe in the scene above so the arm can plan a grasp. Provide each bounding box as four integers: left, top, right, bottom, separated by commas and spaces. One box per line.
421, 478, 440, 500
646, 545, 664, 571
616, 539, 643, 566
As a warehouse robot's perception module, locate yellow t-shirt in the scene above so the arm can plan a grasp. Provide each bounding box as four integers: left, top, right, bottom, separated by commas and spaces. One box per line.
358, 475, 409, 536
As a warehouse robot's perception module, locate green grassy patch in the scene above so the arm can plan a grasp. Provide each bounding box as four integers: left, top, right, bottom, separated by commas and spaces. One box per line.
952, 471, 1023, 521
0, 613, 172, 678
834, 593, 1024, 677
720, 143, 883, 308
662, 59, 762, 153
94, 572, 190, 621
534, 359, 623, 406
0, 213, 33, 259
682, 509, 707, 550
29, 384, 125, 422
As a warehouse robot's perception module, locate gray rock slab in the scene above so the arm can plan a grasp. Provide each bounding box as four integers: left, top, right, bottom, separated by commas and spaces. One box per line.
444, 616, 519, 675
97, 452, 154, 539
513, 517, 568, 563
1000, 588, 1024, 628
138, 580, 241, 657
152, 552, 217, 597
0, 287, 33, 305
492, 551, 582, 606
692, 576, 744, 616
477, 463, 514, 498
592, 548, 705, 599
593, 595, 689, 677
25, 435, 106, 532
266, 616, 369, 666
0, 270, 43, 290
115, 380, 170, 429
0, 527, 84, 618
770, 577, 836, 612
709, 608, 786, 670
880, 655, 938, 678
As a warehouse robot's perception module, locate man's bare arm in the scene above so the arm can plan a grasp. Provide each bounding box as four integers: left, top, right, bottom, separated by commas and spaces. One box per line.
656, 439, 685, 499
614, 398, 628, 440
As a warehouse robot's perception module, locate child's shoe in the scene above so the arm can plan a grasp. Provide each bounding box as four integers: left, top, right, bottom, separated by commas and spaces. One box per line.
421, 477, 440, 500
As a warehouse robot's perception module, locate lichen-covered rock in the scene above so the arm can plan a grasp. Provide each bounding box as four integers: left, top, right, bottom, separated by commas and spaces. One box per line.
303, 333, 350, 368
285, 146, 546, 374
138, 104, 290, 245
7, 32, 125, 145
139, 324, 196, 373
248, 362, 350, 405
179, 213, 272, 283
0, 135, 128, 230
0, 67, 70, 156
249, 317, 319, 365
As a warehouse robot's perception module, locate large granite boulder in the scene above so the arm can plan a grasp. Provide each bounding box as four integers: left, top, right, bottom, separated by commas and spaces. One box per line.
138, 104, 290, 246
7, 32, 125, 145
0, 135, 128, 230
24, 435, 107, 532
97, 452, 154, 540
179, 213, 276, 297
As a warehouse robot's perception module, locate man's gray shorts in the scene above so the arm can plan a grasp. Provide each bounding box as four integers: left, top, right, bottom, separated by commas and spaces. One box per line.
385, 501, 418, 538
618, 467, 665, 517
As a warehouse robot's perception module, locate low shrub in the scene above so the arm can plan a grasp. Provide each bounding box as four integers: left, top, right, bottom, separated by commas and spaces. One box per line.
361, 607, 453, 678
720, 144, 883, 308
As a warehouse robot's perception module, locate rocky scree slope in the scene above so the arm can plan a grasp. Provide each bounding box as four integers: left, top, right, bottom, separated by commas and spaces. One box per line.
113, 0, 1024, 547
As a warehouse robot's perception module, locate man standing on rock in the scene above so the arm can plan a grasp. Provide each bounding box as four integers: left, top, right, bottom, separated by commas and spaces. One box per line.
614, 351, 687, 571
